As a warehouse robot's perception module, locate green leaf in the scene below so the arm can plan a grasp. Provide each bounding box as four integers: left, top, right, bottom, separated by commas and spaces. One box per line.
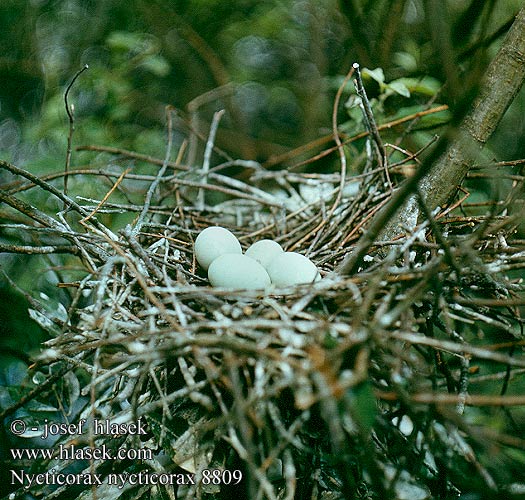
363, 67, 385, 85
393, 51, 418, 72
106, 31, 146, 52
140, 55, 170, 77
322, 332, 339, 349
395, 76, 442, 96
346, 382, 377, 433
388, 80, 411, 98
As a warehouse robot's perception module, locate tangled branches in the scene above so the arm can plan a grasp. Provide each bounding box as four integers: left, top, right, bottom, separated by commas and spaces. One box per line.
1, 124, 525, 499
2, 27, 525, 491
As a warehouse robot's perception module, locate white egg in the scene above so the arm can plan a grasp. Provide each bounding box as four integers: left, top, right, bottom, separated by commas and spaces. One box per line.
194, 226, 242, 270
208, 254, 271, 290
245, 239, 284, 269
266, 252, 320, 287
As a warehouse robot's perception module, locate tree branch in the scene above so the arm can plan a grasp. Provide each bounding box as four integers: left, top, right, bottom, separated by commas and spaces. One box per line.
338, 6, 525, 275
422, 5, 525, 210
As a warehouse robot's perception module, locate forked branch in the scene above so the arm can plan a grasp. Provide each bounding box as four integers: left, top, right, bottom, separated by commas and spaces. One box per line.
338, 7, 525, 275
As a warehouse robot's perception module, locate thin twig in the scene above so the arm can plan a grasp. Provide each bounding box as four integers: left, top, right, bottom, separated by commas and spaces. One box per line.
264, 105, 448, 170
377, 390, 525, 406
197, 109, 225, 210
288, 65, 355, 251
63, 64, 89, 206
80, 167, 131, 224
0, 159, 112, 236
133, 106, 177, 235
353, 63, 390, 187
0, 243, 79, 255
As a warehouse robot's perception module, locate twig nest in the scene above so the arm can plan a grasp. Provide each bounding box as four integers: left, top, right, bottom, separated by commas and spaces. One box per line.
245, 239, 284, 269
267, 251, 320, 287
208, 253, 271, 290
194, 226, 242, 270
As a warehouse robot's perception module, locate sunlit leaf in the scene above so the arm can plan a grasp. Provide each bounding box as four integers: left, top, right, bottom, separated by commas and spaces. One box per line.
388, 80, 411, 98
363, 67, 385, 85
140, 55, 170, 77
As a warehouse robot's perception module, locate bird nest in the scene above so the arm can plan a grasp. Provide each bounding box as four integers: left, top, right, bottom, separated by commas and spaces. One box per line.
1, 116, 525, 500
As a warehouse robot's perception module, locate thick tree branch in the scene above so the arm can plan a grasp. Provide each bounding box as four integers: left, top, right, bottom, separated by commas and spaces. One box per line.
422, 6, 525, 210
338, 7, 525, 275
